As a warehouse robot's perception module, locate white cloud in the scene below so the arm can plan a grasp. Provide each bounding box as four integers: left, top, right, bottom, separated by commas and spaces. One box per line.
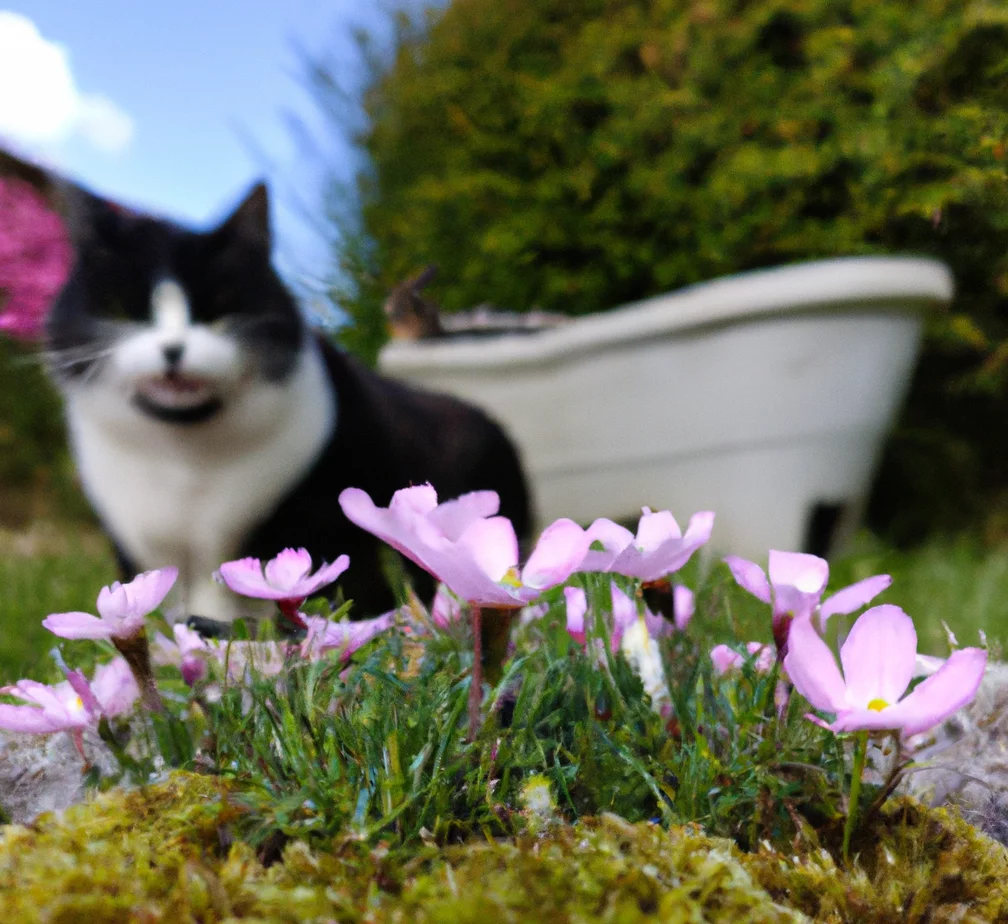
0, 11, 134, 153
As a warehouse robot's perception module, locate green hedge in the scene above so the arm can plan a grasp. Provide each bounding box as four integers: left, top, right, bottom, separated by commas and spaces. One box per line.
329, 0, 1008, 541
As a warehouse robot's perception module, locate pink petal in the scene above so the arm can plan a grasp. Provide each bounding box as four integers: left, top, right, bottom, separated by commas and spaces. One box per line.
96, 567, 178, 623
62, 668, 102, 715
42, 611, 114, 640
768, 551, 829, 596
264, 548, 313, 591
458, 517, 519, 583
218, 557, 272, 598
90, 659, 140, 717
425, 543, 530, 607
673, 585, 695, 631
819, 574, 892, 629
388, 483, 439, 518
564, 586, 586, 645
580, 518, 633, 571
839, 605, 917, 709
2, 679, 62, 709
304, 611, 395, 661
297, 555, 350, 597
620, 511, 714, 580
180, 654, 208, 687
339, 487, 445, 575
782, 616, 848, 712
804, 712, 834, 731
174, 623, 211, 657
522, 518, 590, 590
610, 582, 638, 636
870, 647, 988, 737
723, 556, 771, 604
0, 703, 67, 734
427, 490, 500, 540
635, 508, 681, 551
644, 609, 672, 638
682, 511, 716, 549
747, 642, 776, 674
710, 644, 744, 676
914, 653, 945, 678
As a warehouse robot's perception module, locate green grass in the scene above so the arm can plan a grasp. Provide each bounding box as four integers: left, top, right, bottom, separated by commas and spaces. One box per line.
0, 523, 116, 683
830, 534, 1008, 656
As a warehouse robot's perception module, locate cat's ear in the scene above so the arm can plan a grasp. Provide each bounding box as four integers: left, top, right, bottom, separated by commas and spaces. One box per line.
216, 182, 270, 251
53, 181, 123, 248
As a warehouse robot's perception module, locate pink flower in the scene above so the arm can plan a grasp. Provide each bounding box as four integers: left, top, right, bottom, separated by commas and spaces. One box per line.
152, 624, 214, 686
0, 176, 71, 340
562, 582, 675, 650
0, 658, 139, 756
43, 567, 178, 641
710, 642, 775, 677
86, 658, 141, 717
564, 587, 588, 646
724, 550, 890, 653
579, 508, 714, 583
783, 604, 986, 738
339, 484, 590, 607
301, 611, 395, 661
218, 548, 349, 624
672, 585, 695, 632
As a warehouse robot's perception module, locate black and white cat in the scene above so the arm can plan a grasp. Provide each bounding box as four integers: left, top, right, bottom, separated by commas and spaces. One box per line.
36, 173, 531, 624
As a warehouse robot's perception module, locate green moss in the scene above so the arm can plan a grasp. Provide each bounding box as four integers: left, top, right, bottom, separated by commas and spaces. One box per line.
743, 797, 1008, 923
1, 774, 1005, 922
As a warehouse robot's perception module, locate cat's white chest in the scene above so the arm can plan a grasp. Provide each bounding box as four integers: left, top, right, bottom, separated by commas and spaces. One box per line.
64, 345, 336, 621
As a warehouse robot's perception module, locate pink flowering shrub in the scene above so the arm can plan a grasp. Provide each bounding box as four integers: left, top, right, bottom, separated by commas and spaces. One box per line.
0, 176, 71, 340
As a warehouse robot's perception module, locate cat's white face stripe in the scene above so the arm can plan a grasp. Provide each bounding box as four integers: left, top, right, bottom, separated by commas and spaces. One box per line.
151, 278, 190, 332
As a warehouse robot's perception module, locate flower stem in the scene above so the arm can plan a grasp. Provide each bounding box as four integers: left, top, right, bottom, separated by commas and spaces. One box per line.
114, 631, 165, 715
842, 730, 868, 863
468, 604, 482, 741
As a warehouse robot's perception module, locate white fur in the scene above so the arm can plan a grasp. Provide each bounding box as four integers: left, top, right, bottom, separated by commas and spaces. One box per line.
151, 278, 190, 332
61, 328, 336, 622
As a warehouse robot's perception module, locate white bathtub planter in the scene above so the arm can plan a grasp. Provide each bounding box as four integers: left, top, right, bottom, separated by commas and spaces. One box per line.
378, 257, 953, 559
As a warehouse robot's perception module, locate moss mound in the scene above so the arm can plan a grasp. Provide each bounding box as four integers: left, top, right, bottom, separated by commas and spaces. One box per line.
0, 774, 1006, 922
742, 798, 1008, 923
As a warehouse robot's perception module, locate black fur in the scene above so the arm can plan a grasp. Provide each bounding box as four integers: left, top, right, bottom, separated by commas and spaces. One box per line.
241, 338, 532, 614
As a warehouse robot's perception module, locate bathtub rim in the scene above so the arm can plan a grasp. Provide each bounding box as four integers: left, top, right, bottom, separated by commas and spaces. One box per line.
378, 255, 952, 373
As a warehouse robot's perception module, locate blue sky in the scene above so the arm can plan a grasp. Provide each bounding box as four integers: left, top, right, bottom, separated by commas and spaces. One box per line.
0, 1, 404, 291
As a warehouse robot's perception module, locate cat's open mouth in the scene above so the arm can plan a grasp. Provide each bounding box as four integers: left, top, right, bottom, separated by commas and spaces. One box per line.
133, 374, 223, 423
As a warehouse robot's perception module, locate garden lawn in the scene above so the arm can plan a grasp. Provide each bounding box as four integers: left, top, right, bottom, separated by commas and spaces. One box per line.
0, 523, 116, 683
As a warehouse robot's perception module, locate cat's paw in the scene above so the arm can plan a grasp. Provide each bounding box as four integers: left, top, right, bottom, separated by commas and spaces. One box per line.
185, 614, 232, 639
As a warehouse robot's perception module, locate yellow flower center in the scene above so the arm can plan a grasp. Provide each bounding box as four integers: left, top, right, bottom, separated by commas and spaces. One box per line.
866, 698, 889, 712
500, 567, 523, 589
